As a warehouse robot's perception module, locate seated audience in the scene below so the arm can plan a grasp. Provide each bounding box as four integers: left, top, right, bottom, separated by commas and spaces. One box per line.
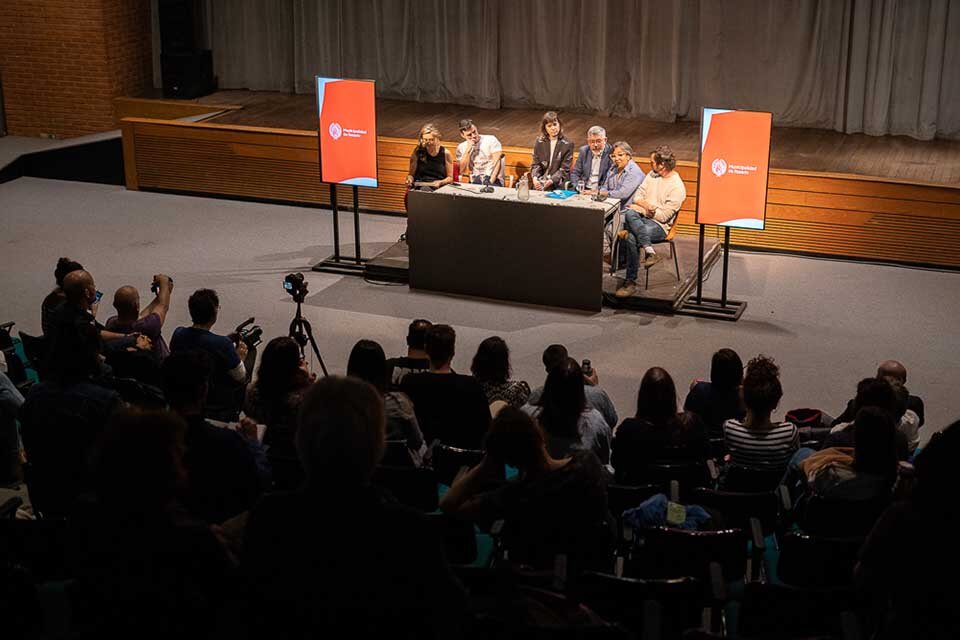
470, 336, 531, 408
834, 360, 925, 428
569, 125, 612, 192
523, 358, 611, 466
347, 339, 427, 464
0, 370, 25, 484
530, 111, 574, 191
584, 140, 644, 213
615, 145, 685, 297
405, 123, 453, 191
40, 256, 83, 337
611, 367, 708, 483
824, 377, 912, 459
163, 350, 264, 523
684, 347, 745, 438
242, 376, 466, 637
19, 305, 121, 517
386, 318, 432, 388
69, 409, 231, 637
243, 336, 314, 489
456, 118, 504, 186
170, 288, 249, 421
722, 355, 799, 470
856, 420, 960, 639
400, 324, 490, 449
528, 344, 618, 429
105, 274, 173, 360
440, 406, 610, 570
794, 406, 898, 503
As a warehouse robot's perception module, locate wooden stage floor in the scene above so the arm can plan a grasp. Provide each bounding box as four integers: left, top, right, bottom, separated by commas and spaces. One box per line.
198, 90, 960, 187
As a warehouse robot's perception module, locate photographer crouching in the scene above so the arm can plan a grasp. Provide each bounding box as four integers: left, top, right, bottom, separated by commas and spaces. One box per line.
170, 288, 260, 422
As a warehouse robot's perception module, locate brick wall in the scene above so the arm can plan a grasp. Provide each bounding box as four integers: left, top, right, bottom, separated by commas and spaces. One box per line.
0, 0, 152, 139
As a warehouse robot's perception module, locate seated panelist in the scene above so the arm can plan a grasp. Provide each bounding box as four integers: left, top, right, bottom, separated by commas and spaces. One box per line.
584, 140, 644, 213
530, 111, 574, 191
456, 119, 505, 187
405, 123, 453, 192
569, 125, 612, 192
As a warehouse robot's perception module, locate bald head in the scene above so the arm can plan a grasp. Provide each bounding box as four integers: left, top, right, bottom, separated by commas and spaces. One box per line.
113, 286, 140, 319
63, 270, 96, 306
877, 360, 907, 387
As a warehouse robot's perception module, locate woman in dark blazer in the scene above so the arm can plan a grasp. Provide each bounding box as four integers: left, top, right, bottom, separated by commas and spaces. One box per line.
530, 111, 574, 191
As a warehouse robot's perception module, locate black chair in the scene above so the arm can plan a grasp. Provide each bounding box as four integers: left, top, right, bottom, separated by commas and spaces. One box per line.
424, 511, 478, 565
795, 493, 889, 538
627, 526, 749, 583
372, 465, 438, 512
719, 464, 786, 493
17, 331, 46, 379
690, 487, 783, 536
776, 531, 864, 589
573, 570, 706, 640
0, 517, 71, 582
616, 461, 714, 499
429, 440, 487, 486
606, 483, 662, 566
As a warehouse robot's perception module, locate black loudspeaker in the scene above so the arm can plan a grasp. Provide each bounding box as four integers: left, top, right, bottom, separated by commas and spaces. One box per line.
161, 50, 216, 99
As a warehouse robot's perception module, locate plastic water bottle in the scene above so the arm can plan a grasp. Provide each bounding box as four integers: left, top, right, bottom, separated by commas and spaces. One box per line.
577, 179, 585, 195
518, 173, 530, 201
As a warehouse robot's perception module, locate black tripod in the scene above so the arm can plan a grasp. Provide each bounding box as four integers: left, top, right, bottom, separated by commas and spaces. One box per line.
288, 296, 329, 377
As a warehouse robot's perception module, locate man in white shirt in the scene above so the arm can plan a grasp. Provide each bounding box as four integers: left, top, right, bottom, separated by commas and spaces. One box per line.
615, 145, 687, 297
456, 119, 504, 186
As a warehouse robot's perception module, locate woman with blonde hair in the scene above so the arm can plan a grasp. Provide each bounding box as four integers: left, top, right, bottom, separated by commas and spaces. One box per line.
405, 123, 453, 192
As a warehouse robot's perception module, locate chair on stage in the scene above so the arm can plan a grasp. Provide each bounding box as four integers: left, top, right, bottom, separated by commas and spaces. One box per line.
608, 210, 681, 289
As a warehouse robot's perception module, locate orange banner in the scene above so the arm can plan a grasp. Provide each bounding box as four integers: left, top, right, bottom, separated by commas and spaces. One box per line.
696, 109, 772, 229
317, 78, 378, 187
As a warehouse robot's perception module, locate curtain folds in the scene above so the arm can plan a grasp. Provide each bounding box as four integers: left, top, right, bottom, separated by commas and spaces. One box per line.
205, 0, 960, 140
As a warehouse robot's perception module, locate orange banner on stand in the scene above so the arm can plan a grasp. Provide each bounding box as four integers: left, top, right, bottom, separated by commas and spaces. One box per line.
317, 77, 378, 187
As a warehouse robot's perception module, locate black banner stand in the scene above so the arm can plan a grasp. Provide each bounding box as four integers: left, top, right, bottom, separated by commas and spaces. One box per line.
312, 183, 369, 276
677, 224, 746, 321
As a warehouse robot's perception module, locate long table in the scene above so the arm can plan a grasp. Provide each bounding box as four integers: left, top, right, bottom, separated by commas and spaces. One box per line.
407, 184, 619, 312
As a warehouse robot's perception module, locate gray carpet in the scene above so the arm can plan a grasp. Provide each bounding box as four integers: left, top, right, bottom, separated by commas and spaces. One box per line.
2, 175, 958, 448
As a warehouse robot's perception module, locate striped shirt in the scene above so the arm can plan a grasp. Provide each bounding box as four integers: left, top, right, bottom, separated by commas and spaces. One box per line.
723, 419, 799, 469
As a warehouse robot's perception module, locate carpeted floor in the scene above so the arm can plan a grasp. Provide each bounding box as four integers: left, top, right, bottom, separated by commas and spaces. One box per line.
2, 175, 958, 448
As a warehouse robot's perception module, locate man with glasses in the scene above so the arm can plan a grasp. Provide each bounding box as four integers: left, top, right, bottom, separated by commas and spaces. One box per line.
569, 125, 613, 192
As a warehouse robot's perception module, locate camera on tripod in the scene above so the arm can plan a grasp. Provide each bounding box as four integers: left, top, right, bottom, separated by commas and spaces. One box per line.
232, 317, 263, 349
283, 272, 308, 302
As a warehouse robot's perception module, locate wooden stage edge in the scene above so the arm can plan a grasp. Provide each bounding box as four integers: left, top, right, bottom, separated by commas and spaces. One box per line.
119, 115, 960, 270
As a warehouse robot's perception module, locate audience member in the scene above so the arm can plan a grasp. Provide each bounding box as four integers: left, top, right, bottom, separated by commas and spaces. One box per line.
400, 324, 490, 449
40, 257, 83, 337
569, 125, 612, 192
523, 357, 611, 466
105, 274, 173, 360
456, 118, 504, 186
18, 307, 121, 517
242, 376, 467, 637
243, 336, 314, 489
856, 420, 960, 639
405, 123, 453, 191
722, 355, 799, 470
440, 406, 610, 570
69, 409, 231, 637
470, 336, 531, 408
528, 344, 618, 429
0, 370, 24, 484
615, 145, 685, 297
824, 377, 912, 458
163, 350, 264, 523
530, 111, 574, 191
386, 318, 432, 388
611, 367, 708, 483
684, 348, 746, 438
347, 339, 427, 464
834, 360, 925, 428
170, 288, 249, 421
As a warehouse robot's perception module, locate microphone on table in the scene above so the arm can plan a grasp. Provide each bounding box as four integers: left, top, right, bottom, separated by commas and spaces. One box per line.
480, 174, 494, 193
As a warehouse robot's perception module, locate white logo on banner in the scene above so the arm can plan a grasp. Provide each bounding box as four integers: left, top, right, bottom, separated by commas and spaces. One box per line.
711, 158, 728, 177
328, 122, 343, 140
